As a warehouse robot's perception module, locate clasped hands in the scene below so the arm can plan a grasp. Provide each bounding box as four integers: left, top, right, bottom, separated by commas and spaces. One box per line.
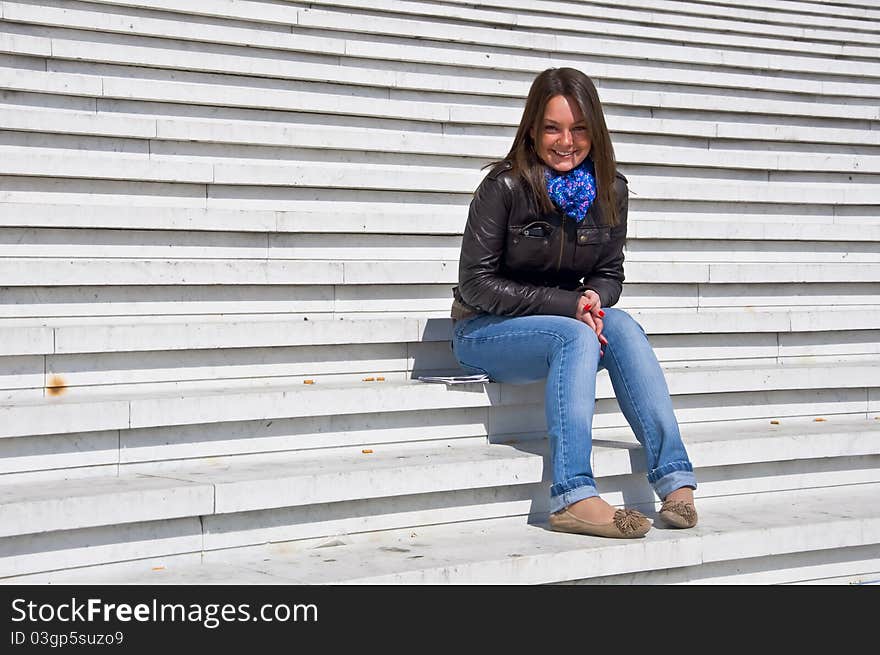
576, 289, 608, 356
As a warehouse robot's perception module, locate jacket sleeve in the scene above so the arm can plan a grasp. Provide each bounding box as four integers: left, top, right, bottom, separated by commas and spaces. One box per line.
457, 174, 581, 317
577, 174, 628, 308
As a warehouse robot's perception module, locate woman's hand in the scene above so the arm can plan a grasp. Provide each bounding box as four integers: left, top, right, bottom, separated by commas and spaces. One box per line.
576, 290, 608, 355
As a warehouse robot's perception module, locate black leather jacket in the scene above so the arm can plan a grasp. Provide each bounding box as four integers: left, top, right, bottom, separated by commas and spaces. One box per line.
452, 160, 628, 319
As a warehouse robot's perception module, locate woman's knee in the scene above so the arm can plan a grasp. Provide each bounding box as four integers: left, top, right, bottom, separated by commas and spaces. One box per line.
548, 318, 602, 362
601, 307, 647, 340
543, 316, 598, 345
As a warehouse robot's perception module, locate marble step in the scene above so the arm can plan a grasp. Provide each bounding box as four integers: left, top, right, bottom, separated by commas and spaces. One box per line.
2, 66, 876, 126
3, 107, 879, 161
2, 257, 880, 288
6, 202, 874, 236
3, 228, 880, 265
3, 307, 880, 358
15, 482, 880, 584
2, 361, 878, 438
1, 416, 877, 540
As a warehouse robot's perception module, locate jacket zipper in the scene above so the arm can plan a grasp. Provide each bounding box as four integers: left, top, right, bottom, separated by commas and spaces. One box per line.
556, 214, 565, 272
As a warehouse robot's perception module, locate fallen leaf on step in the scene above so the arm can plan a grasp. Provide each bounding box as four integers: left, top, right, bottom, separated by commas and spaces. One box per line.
304, 379, 315, 384
813, 417, 827, 422
362, 449, 373, 454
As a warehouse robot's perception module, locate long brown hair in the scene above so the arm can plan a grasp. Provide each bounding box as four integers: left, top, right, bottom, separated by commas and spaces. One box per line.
489, 67, 619, 226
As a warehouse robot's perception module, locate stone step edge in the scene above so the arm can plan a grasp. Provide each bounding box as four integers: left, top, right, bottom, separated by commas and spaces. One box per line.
4, 308, 880, 356
2, 260, 879, 289
1, 417, 877, 538
234, 482, 880, 584
3, 360, 878, 438
35, 481, 880, 584
2, 203, 879, 238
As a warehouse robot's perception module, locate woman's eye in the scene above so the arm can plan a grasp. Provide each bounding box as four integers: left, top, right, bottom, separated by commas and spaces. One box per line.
573, 126, 586, 132
544, 125, 558, 132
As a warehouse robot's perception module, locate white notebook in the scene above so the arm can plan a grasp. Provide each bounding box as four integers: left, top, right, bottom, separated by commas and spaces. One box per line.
417, 373, 490, 385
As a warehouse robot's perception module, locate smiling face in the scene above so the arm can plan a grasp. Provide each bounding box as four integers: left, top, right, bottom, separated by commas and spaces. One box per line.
532, 94, 591, 173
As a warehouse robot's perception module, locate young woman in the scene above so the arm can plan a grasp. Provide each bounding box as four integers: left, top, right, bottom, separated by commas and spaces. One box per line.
451, 67, 698, 538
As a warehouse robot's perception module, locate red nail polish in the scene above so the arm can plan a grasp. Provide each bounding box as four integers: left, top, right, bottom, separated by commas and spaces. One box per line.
598, 310, 605, 317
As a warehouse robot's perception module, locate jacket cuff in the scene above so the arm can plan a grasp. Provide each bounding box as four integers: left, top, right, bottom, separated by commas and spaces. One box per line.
546, 289, 582, 318
575, 284, 599, 303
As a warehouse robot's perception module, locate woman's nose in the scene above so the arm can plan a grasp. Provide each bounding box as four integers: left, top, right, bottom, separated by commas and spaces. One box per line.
557, 130, 573, 145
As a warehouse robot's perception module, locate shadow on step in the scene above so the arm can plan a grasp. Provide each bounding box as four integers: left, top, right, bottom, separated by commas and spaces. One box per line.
493, 437, 659, 530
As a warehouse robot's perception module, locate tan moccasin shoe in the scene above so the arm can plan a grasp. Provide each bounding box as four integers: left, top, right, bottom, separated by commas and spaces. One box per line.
549, 507, 652, 538
657, 500, 698, 528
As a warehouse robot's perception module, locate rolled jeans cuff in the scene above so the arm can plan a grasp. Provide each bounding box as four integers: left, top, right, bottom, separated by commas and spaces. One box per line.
549, 477, 599, 514
650, 464, 697, 500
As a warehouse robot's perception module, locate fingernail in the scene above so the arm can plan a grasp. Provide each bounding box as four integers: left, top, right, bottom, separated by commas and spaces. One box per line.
598, 310, 605, 317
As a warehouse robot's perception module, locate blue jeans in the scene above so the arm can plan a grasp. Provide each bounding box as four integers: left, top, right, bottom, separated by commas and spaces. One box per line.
452, 307, 696, 514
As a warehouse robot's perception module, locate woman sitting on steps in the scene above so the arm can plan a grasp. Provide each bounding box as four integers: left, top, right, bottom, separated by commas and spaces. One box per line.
450, 67, 698, 539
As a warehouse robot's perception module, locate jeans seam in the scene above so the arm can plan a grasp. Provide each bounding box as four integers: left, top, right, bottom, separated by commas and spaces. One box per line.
553, 331, 568, 490
456, 328, 576, 344
605, 330, 659, 464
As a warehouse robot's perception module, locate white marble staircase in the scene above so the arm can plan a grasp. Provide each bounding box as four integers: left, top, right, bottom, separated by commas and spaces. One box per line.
0, 0, 878, 584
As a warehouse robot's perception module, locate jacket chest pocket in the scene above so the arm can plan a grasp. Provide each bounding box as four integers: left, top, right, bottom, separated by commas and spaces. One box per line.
505, 220, 559, 273
573, 226, 610, 271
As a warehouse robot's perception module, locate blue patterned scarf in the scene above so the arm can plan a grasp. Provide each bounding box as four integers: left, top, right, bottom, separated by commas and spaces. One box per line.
544, 159, 597, 223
